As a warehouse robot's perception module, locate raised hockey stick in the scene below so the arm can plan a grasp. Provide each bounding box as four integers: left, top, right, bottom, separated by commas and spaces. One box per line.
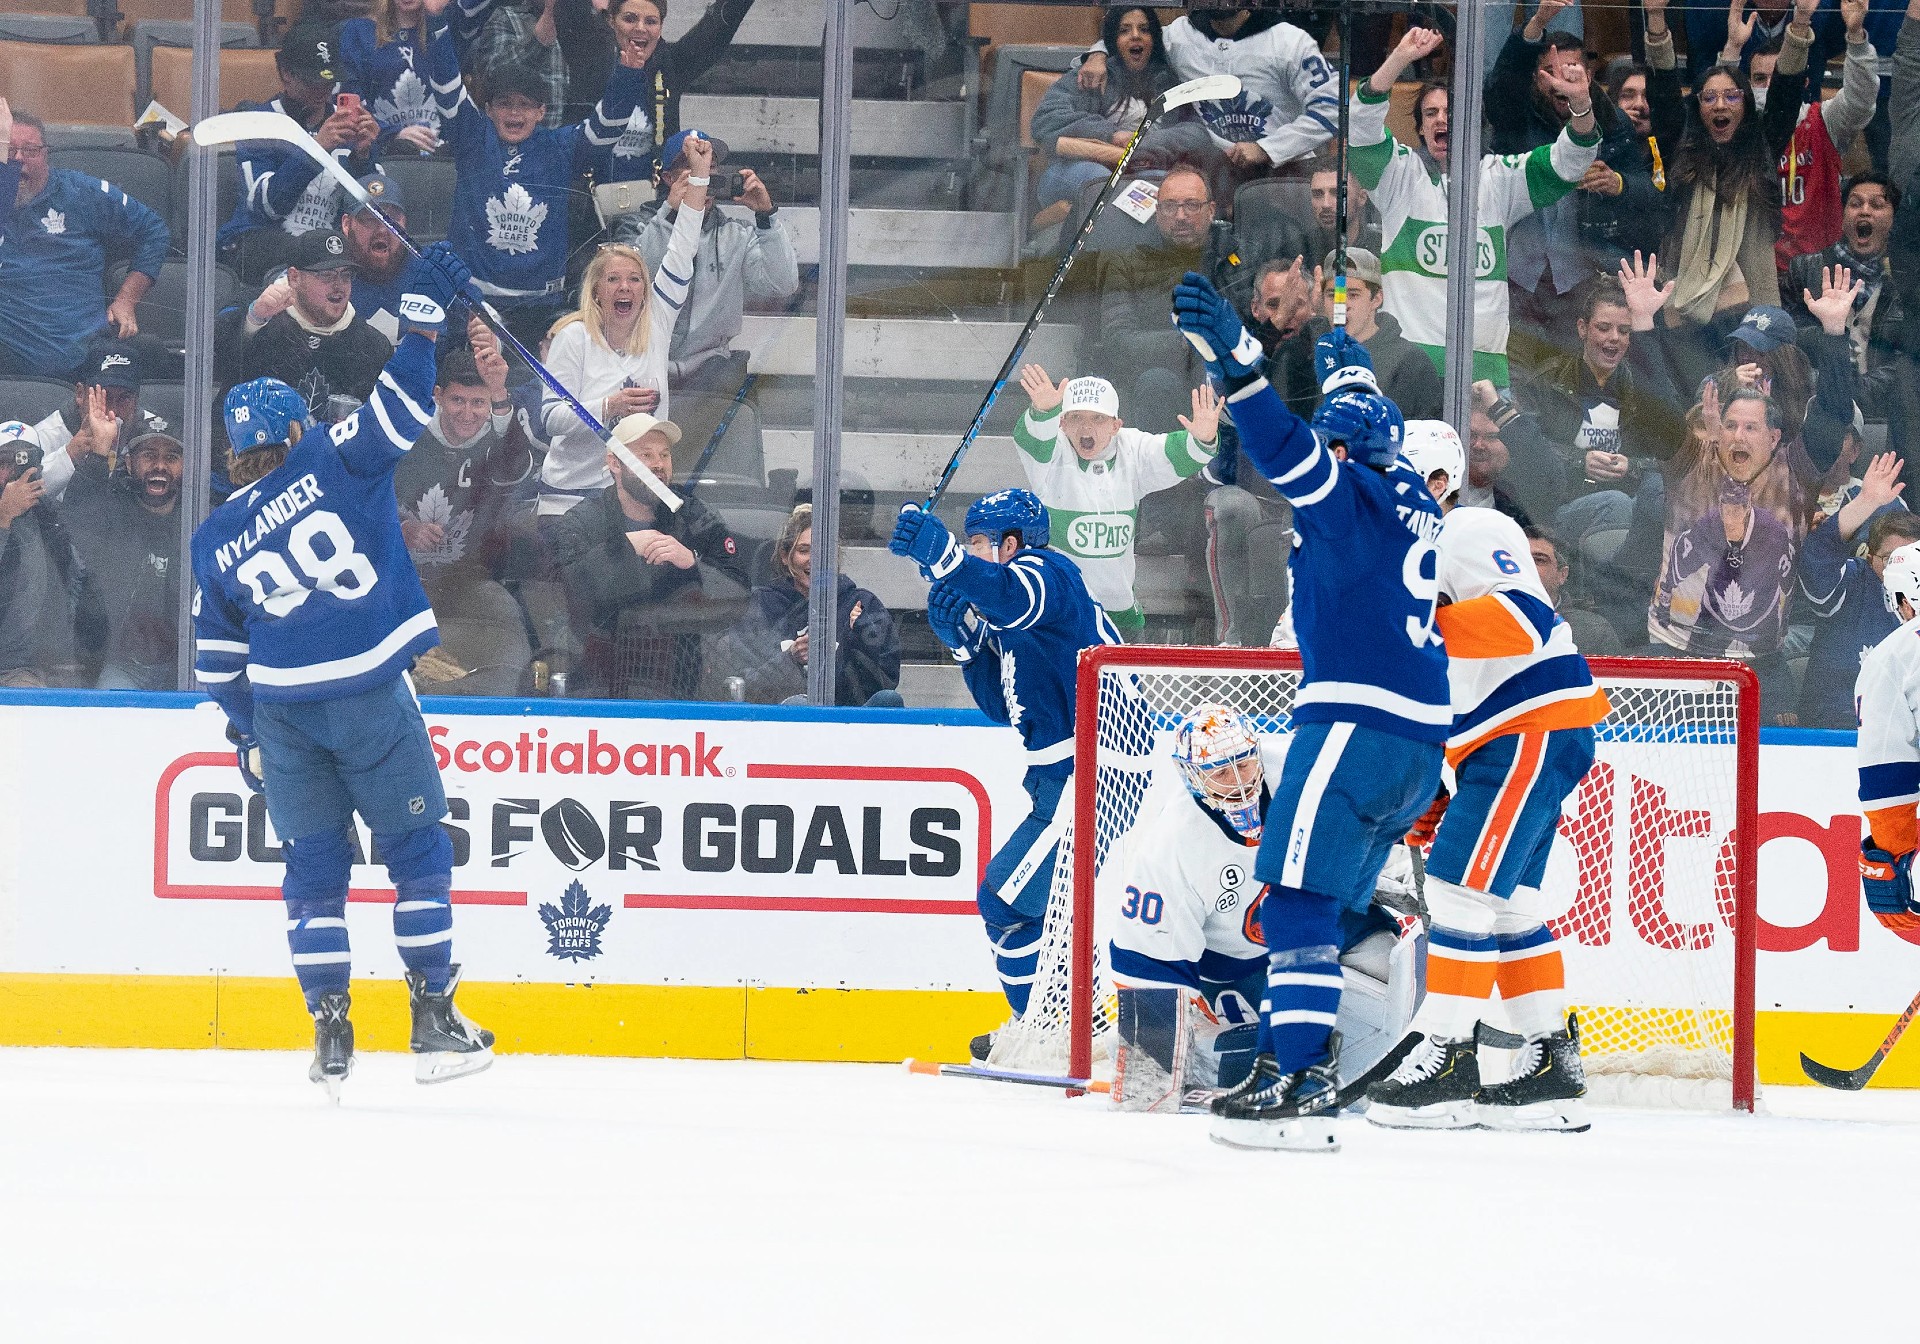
922, 72, 1242, 509
192, 110, 683, 512
1799, 987, 1920, 1090
1331, 3, 1354, 332
905, 1058, 1112, 1094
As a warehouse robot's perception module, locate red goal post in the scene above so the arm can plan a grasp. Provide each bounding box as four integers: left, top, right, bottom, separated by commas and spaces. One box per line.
1066, 647, 1759, 1111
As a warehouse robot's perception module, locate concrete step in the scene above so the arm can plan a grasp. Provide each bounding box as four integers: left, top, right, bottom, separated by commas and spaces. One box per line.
737, 315, 1077, 380
766, 429, 1017, 496
681, 93, 969, 159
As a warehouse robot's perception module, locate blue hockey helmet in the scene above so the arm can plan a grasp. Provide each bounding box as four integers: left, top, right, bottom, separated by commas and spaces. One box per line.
1312, 385, 1404, 469
223, 377, 315, 456
964, 487, 1050, 550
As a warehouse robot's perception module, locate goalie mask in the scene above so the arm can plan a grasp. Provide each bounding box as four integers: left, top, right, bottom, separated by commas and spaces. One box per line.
1173, 704, 1265, 839
1884, 541, 1920, 616
1400, 420, 1465, 503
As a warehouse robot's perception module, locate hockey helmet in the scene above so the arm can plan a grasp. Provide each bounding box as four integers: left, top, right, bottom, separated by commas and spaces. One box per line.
1312, 386, 1404, 470
1172, 703, 1265, 840
965, 487, 1051, 551
1884, 541, 1920, 616
223, 377, 315, 456
1401, 420, 1465, 502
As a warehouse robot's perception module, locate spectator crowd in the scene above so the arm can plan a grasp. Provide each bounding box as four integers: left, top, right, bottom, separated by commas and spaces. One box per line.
12, 0, 1920, 726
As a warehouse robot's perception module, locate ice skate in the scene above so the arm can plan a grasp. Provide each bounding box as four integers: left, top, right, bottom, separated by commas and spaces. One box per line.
406, 965, 495, 1084
308, 991, 354, 1104
1477, 1014, 1590, 1133
1365, 1032, 1480, 1130
1208, 1039, 1343, 1153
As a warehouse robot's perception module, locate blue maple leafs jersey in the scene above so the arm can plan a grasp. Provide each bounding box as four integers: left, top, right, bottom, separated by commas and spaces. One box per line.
192, 333, 441, 720
1224, 378, 1450, 742
944, 547, 1120, 783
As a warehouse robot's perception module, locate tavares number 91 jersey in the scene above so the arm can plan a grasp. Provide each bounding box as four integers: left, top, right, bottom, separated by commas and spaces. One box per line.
192, 333, 441, 706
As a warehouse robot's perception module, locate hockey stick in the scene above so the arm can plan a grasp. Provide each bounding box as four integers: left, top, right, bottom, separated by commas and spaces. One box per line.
684, 372, 757, 498
922, 72, 1242, 509
1332, 2, 1353, 332
191, 110, 683, 512
904, 1058, 1112, 1094
1799, 987, 1920, 1090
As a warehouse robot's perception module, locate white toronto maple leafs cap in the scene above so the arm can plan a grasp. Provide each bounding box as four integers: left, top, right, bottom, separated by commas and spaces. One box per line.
1062, 376, 1119, 419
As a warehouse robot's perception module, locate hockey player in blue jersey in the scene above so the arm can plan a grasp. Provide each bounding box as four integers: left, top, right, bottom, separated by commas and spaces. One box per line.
1171, 270, 1449, 1151
190, 241, 494, 1100
889, 488, 1120, 1064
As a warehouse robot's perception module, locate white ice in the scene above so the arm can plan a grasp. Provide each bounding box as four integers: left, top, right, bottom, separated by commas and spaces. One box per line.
3, 1047, 1917, 1343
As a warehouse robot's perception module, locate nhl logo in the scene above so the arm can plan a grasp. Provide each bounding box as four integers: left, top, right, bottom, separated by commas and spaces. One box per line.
538, 878, 611, 962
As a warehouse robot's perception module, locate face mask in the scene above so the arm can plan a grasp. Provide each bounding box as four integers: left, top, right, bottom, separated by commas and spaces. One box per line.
1751, 85, 1769, 113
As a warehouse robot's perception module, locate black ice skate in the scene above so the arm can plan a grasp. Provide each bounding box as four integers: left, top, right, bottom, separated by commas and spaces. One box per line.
1476, 1013, 1590, 1133
1208, 1037, 1344, 1153
406, 965, 495, 1084
309, 991, 354, 1104
1365, 1031, 1480, 1130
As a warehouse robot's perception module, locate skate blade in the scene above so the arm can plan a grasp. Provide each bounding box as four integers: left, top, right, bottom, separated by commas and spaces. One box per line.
415, 1047, 494, 1085
1477, 1097, 1590, 1133
321, 1075, 344, 1105
1208, 1114, 1340, 1153
1364, 1099, 1479, 1131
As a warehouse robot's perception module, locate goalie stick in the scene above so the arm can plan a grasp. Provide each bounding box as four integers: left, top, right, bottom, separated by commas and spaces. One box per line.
191, 110, 683, 513
1800, 987, 1920, 1090
922, 72, 1242, 509
904, 1059, 1112, 1094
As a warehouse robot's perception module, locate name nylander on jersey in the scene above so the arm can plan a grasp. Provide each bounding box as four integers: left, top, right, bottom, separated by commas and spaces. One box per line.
192, 334, 440, 703
1224, 376, 1450, 742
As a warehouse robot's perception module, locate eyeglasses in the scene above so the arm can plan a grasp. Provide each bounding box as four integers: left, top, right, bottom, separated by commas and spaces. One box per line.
9, 144, 48, 158
1698, 90, 1743, 108
1156, 199, 1211, 216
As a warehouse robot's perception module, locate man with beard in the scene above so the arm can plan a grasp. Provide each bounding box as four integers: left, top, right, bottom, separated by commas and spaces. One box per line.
63, 430, 183, 690
0, 422, 105, 688
394, 321, 536, 694
1306, 157, 1380, 260
217, 229, 392, 430
342, 174, 413, 343
30, 340, 172, 504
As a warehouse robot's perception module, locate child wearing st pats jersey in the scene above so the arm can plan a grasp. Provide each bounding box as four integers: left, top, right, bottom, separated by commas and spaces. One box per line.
1012, 366, 1219, 632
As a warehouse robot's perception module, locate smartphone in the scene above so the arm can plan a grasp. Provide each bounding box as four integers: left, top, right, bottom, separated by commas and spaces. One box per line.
715, 170, 748, 200
6, 444, 43, 472
336, 92, 362, 114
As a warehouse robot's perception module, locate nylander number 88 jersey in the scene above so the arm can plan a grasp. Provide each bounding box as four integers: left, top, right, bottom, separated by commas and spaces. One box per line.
192, 334, 441, 704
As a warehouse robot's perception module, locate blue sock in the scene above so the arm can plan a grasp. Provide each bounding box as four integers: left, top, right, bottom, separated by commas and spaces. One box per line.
378, 826, 455, 994
283, 828, 354, 1011
978, 884, 1044, 1016
1256, 884, 1343, 1074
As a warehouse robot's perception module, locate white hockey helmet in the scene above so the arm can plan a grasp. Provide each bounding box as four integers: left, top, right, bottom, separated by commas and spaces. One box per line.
1172, 703, 1265, 839
1884, 541, 1920, 616
1400, 420, 1465, 503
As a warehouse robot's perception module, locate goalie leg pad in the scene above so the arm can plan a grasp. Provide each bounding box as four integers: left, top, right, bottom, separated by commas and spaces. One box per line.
283, 825, 354, 1009
1333, 924, 1427, 1089
1415, 877, 1499, 1043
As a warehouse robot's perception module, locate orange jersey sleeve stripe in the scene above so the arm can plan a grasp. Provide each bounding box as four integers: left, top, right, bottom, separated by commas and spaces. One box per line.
1436, 594, 1540, 659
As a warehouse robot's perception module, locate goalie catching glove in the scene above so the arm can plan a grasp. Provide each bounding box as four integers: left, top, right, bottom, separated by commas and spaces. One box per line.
1861, 840, 1920, 933
397, 241, 476, 337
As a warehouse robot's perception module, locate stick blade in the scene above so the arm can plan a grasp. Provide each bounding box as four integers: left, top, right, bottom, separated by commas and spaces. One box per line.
1799, 1050, 1877, 1091
1160, 74, 1242, 112
191, 109, 303, 148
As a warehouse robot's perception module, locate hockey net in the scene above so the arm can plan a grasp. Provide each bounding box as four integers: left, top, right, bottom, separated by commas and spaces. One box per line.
987, 647, 1759, 1112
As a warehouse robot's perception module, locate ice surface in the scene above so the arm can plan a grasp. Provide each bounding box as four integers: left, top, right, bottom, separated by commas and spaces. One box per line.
2, 1047, 1917, 1342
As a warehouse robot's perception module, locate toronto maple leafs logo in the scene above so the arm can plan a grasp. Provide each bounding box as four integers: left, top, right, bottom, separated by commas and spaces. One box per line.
40, 209, 66, 235
375, 69, 440, 133
611, 106, 656, 161
539, 879, 611, 962
1198, 92, 1278, 145
486, 183, 547, 255
402, 482, 473, 567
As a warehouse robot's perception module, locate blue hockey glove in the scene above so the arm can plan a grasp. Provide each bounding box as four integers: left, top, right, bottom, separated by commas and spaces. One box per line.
226, 721, 265, 795
1171, 271, 1265, 386
889, 503, 963, 579
398, 241, 475, 336
1861, 840, 1920, 932
926, 579, 986, 662
1313, 328, 1379, 394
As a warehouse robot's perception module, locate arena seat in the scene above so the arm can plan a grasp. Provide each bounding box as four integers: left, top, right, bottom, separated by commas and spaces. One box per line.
0, 377, 82, 431
371, 155, 457, 246
114, 0, 269, 28
0, 15, 97, 43
132, 20, 263, 112
47, 146, 174, 240
108, 259, 240, 352
0, 41, 138, 129
151, 46, 282, 121
8, 0, 91, 18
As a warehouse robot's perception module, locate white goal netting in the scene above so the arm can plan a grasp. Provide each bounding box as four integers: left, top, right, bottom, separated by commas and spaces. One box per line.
988, 649, 1758, 1111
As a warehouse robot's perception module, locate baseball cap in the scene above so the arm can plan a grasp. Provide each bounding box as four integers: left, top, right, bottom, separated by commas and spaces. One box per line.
1061, 376, 1120, 419
661, 129, 730, 169
80, 338, 142, 391
0, 421, 41, 448
287, 229, 355, 273
612, 412, 682, 447
354, 172, 407, 217
1729, 305, 1795, 355
484, 64, 550, 107
1321, 247, 1384, 290
277, 24, 339, 84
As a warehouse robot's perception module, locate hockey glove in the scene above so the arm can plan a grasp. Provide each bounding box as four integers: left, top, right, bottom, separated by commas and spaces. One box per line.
890, 503, 964, 579
1171, 271, 1265, 389
398, 241, 476, 336
1861, 840, 1920, 933
1406, 784, 1450, 849
226, 721, 265, 796
926, 579, 986, 662
1314, 329, 1380, 395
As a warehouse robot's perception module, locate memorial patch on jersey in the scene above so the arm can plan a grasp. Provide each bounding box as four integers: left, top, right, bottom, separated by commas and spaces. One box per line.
538, 878, 611, 962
